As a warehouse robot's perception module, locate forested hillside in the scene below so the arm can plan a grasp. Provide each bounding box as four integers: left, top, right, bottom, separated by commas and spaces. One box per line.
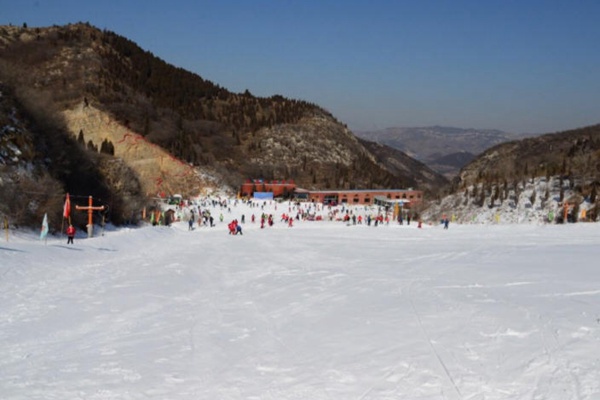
424, 124, 600, 223
0, 23, 446, 188
0, 22, 447, 227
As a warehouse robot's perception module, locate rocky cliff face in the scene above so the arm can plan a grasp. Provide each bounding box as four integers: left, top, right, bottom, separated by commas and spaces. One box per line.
423, 125, 600, 224
62, 104, 220, 197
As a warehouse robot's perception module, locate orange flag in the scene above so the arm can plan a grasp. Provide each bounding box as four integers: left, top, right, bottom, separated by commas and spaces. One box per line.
63, 193, 71, 219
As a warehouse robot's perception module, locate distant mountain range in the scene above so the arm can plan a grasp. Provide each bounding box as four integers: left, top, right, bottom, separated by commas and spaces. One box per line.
355, 126, 536, 178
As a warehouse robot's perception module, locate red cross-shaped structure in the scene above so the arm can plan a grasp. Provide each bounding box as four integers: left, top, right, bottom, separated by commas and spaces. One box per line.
75, 196, 105, 232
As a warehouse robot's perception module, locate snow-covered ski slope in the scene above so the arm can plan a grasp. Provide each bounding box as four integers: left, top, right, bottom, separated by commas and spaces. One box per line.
2, 201, 600, 399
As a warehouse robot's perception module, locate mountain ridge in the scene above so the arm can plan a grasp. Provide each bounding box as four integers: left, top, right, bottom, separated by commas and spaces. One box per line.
422, 124, 600, 223
0, 22, 447, 227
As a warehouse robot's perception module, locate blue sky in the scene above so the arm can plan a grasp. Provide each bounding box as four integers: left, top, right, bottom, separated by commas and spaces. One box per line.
1, 0, 599, 133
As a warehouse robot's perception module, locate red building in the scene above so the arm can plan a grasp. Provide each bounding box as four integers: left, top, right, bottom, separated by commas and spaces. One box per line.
301, 189, 423, 207
240, 179, 297, 198
240, 179, 423, 208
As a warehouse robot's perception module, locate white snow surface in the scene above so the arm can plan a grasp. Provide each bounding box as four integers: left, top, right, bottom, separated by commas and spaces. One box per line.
2, 200, 600, 400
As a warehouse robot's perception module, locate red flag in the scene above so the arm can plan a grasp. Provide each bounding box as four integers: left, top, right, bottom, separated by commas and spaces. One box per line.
63, 193, 71, 219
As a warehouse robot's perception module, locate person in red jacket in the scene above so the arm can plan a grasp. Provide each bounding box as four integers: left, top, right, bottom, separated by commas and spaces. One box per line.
66, 224, 76, 244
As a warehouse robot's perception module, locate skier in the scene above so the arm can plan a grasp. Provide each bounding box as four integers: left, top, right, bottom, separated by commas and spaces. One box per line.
228, 220, 237, 235
66, 224, 76, 244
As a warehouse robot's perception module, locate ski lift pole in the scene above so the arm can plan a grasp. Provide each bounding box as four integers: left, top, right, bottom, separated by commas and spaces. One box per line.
3, 215, 8, 242
75, 196, 105, 238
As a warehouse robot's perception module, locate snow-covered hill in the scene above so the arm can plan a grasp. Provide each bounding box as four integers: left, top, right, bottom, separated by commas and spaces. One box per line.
423, 176, 595, 225
2, 199, 599, 399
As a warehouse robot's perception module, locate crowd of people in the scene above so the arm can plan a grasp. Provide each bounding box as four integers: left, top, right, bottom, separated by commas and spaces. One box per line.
153, 196, 440, 235
59, 197, 449, 245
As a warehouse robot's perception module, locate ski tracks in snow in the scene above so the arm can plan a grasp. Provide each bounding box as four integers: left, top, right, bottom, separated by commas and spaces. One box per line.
408, 283, 463, 400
